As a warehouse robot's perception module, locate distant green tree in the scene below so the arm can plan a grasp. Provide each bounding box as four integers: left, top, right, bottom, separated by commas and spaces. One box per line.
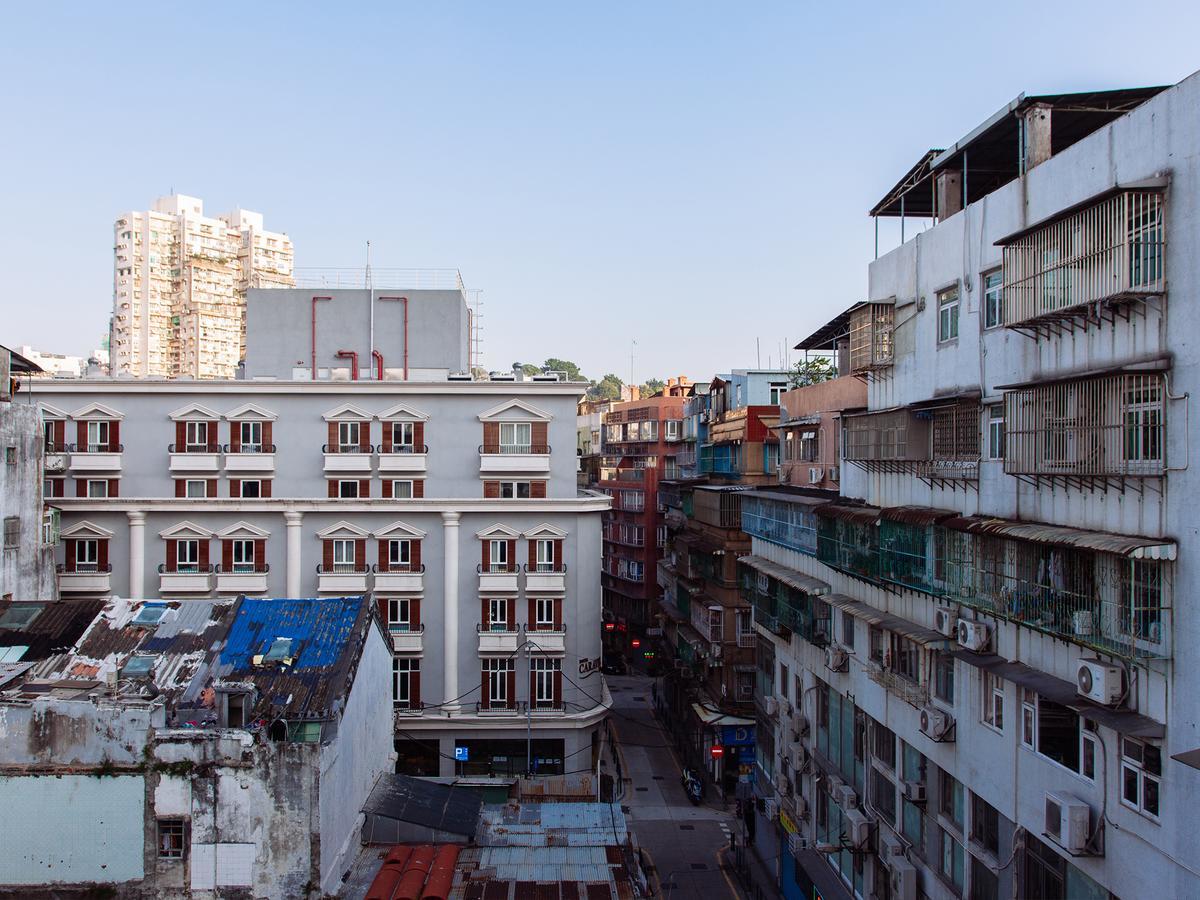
590, 373, 624, 400
788, 357, 836, 389
543, 358, 586, 382
517, 363, 541, 376
640, 377, 665, 397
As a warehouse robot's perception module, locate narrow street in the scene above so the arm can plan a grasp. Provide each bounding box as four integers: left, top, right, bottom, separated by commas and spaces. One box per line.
605, 672, 749, 899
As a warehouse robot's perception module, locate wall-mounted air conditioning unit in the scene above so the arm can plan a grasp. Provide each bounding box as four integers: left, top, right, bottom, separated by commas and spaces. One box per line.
843, 808, 871, 850
919, 705, 955, 742
829, 466, 840, 482
764, 696, 779, 716
836, 784, 858, 810
934, 607, 958, 637
956, 619, 991, 652
1076, 659, 1124, 706
825, 646, 849, 672
890, 857, 918, 900
902, 780, 926, 804
809, 467, 822, 484
794, 795, 809, 821
1044, 791, 1092, 854
788, 833, 810, 855
878, 831, 905, 859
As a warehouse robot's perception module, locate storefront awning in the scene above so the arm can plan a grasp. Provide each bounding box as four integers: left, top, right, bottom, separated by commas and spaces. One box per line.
691, 702, 755, 727
953, 649, 1164, 739
825, 594, 951, 648
940, 515, 1175, 561
739, 555, 831, 596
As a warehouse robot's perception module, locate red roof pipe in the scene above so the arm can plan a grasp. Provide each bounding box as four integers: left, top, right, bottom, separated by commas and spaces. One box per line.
311, 296, 332, 380
365, 845, 413, 900
379, 296, 409, 380
420, 845, 460, 900
372, 350, 384, 381
336, 350, 359, 380
394, 844, 436, 900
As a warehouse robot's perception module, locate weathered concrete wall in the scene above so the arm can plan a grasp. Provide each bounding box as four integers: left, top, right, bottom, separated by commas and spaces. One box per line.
0, 699, 157, 766
0, 399, 56, 600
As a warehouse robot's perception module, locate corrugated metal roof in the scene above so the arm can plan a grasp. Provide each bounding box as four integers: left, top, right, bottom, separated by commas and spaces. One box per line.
940, 516, 1175, 560
880, 506, 960, 527
825, 594, 950, 648
0, 599, 106, 662
814, 503, 882, 526
476, 803, 628, 848
739, 555, 831, 596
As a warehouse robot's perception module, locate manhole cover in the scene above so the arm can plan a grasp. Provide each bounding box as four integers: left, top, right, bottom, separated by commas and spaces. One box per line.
690, 863, 708, 871
679, 824, 695, 831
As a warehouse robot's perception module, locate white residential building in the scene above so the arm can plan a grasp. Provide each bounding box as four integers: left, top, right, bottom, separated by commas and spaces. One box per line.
111, 195, 293, 380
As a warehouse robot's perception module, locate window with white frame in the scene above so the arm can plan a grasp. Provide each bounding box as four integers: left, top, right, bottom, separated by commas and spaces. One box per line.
86, 420, 109, 453
488, 539, 509, 572
388, 597, 412, 631
938, 286, 960, 343
332, 539, 356, 572
337, 421, 360, 452
499, 422, 532, 453
500, 481, 531, 499
983, 270, 1003, 329
393, 657, 418, 707
769, 382, 787, 405
533, 597, 556, 630
628, 560, 645, 581
231, 539, 255, 573
76, 538, 99, 572
657, 525, 667, 547
86, 480, 109, 499
391, 421, 415, 451
665, 419, 680, 439
535, 539, 556, 572
531, 657, 561, 708
799, 430, 818, 462
176, 539, 199, 572
1124, 377, 1164, 465
391, 480, 414, 498
987, 405, 1005, 460
185, 479, 207, 498
184, 421, 208, 451
1081, 722, 1099, 782
1021, 688, 1036, 748
388, 539, 412, 570
982, 670, 1004, 731
239, 421, 262, 452
488, 597, 509, 630
338, 480, 360, 498
484, 658, 513, 705
1121, 738, 1161, 818
239, 479, 262, 498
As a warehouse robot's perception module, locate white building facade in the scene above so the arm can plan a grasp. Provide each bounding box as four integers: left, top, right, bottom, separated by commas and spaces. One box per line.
746, 75, 1199, 899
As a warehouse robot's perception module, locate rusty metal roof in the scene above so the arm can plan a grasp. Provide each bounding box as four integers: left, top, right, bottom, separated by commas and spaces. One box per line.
940, 515, 1175, 560
476, 803, 628, 849
814, 503, 882, 526
825, 594, 951, 648
880, 506, 960, 527
739, 555, 831, 596
0, 599, 105, 662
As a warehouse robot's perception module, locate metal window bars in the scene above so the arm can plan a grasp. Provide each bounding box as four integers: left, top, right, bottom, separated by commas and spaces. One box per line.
849, 303, 895, 374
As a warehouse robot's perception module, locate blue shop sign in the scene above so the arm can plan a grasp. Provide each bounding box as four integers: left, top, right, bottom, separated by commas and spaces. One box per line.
723, 725, 755, 747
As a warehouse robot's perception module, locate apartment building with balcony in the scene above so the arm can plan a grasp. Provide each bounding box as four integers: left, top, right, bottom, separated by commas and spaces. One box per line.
27, 286, 608, 779
676, 380, 710, 479
597, 388, 686, 636
698, 371, 787, 482
745, 76, 1199, 900
111, 195, 294, 380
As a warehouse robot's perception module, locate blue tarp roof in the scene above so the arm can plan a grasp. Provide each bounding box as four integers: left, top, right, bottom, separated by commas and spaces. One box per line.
223, 597, 363, 673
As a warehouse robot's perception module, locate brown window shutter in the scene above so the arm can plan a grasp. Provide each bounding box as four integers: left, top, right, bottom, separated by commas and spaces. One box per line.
553, 668, 562, 707
411, 541, 421, 571
322, 540, 334, 571
506, 669, 516, 709
507, 540, 517, 569
175, 480, 186, 498
528, 540, 537, 568
531, 481, 547, 499
262, 480, 272, 498
359, 422, 370, 452
327, 480, 337, 498
108, 421, 120, 452
205, 422, 216, 452
207, 479, 217, 497
76, 421, 88, 448
483, 421, 499, 453
480, 667, 490, 711
254, 540, 265, 572
262, 421, 272, 449
484, 480, 499, 499
376, 596, 389, 623
354, 539, 366, 571
198, 540, 209, 571
377, 539, 389, 572
553, 599, 563, 630
229, 479, 240, 498
411, 598, 421, 628
506, 598, 516, 629
222, 540, 233, 571
166, 539, 177, 572
381, 423, 392, 453
412, 480, 424, 499
65, 539, 76, 572
481, 596, 490, 629
381, 480, 392, 499
75, 478, 86, 498
527, 597, 536, 628
54, 420, 65, 450
327, 421, 338, 451
482, 541, 490, 569
413, 422, 425, 451
529, 667, 536, 705
229, 422, 241, 452
359, 478, 370, 498
108, 479, 119, 497
410, 667, 420, 709
553, 540, 563, 569
175, 421, 186, 450
532, 421, 548, 451
98, 540, 109, 572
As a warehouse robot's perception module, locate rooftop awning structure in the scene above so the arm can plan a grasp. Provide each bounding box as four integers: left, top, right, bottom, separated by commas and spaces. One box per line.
691, 702, 755, 727
795, 302, 870, 351
361, 773, 483, 844
739, 555, 831, 596
994, 354, 1171, 391
939, 515, 1175, 561
954, 650, 1164, 739
880, 506, 961, 527
814, 503, 883, 526
825, 595, 951, 648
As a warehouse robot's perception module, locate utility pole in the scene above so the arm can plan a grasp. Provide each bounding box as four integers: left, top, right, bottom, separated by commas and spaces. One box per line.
630, 339, 637, 393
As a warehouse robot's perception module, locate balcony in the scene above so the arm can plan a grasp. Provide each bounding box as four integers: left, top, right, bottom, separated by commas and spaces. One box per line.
477, 624, 521, 654
44, 451, 67, 474
478, 562, 519, 593
56, 564, 112, 594
843, 401, 980, 487
475, 700, 523, 715
224, 444, 276, 473
158, 564, 214, 594
389, 623, 425, 654
378, 445, 428, 474
214, 564, 269, 595
741, 493, 821, 556
316, 563, 370, 593
524, 563, 567, 593
848, 302, 895, 375
373, 563, 425, 593
323, 444, 374, 474
866, 662, 930, 708
524, 625, 567, 654
168, 443, 221, 474
1000, 189, 1164, 338
478, 443, 551, 474
67, 444, 123, 472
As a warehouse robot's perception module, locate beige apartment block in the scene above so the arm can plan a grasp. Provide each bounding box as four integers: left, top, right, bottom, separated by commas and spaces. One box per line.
111, 195, 293, 379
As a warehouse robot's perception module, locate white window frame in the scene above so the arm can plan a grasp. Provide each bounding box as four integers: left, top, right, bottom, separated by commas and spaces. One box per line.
231, 539, 255, 573
488, 597, 509, 630
484, 658, 513, 705
982, 670, 1004, 732
987, 405, 1005, 460
500, 481, 531, 499
769, 382, 787, 405
238, 479, 262, 498
388, 597, 412, 631
391, 479, 414, 499
86, 479, 109, 498
86, 420, 109, 453
238, 420, 262, 453
185, 479, 207, 499
389, 539, 412, 569
1020, 689, 1036, 749
535, 539, 556, 572
337, 420, 360, 452
534, 597, 556, 630
489, 539, 509, 572
665, 419, 680, 439
937, 286, 960, 343
531, 656, 560, 707
337, 479, 360, 499
176, 539, 199, 573
1120, 738, 1161, 819
76, 538, 99, 572
184, 421, 208, 451
391, 421, 416, 451
332, 538, 356, 572
392, 657, 418, 706
982, 270, 1003, 329
499, 422, 532, 453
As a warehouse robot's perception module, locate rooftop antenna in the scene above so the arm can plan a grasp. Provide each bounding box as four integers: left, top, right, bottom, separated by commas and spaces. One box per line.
756, 337, 761, 368
365, 240, 372, 290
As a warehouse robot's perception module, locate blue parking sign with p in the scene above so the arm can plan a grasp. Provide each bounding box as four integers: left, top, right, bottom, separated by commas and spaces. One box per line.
454, 746, 469, 762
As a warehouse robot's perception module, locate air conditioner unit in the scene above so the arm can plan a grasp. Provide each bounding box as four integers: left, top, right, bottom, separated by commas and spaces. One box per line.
933, 607, 958, 637
763, 798, 779, 818
825, 646, 849, 672
790, 747, 805, 770
788, 833, 810, 855
836, 785, 859, 810
956, 619, 991, 652
829, 466, 839, 482
878, 830, 905, 859
890, 857, 918, 900
1076, 659, 1123, 705
764, 696, 779, 716
919, 705, 955, 742
793, 795, 809, 821
1044, 791, 1091, 854
809, 467, 822, 484
902, 780, 926, 804
843, 808, 871, 850
782, 699, 793, 716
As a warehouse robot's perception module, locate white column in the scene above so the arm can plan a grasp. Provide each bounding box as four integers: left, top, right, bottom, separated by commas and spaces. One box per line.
127, 510, 145, 598
285, 510, 303, 597
442, 511, 461, 714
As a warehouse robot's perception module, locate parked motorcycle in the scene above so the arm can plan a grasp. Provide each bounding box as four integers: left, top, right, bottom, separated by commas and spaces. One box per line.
681, 766, 703, 805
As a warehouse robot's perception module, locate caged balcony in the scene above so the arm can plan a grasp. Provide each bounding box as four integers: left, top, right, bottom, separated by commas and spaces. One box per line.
843, 401, 980, 488
999, 189, 1164, 338
848, 302, 895, 376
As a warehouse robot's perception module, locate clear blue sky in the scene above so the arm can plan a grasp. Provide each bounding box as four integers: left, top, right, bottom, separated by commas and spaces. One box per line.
3, 3, 1197, 382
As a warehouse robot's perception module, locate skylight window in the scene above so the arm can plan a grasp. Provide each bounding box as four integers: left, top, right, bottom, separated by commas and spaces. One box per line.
0, 604, 43, 630
122, 656, 155, 678
264, 637, 294, 662
131, 604, 168, 626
